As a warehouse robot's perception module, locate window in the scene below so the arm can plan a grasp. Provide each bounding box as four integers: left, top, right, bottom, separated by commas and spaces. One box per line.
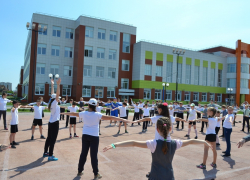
50, 65, 59, 75
210, 69, 215, 86
97, 48, 105, 59
166, 90, 172, 100
95, 86, 103, 98
145, 64, 152, 76
121, 78, 129, 89
107, 87, 115, 98
144, 89, 151, 99
227, 64, 236, 73
49, 85, 57, 95
218, 70, 222, 87
193, 92, 199, 101
65, 28, 74, 39
52, 26, 61, 37
122, 33, 130, 53
98, 29, 105, 39
35, 84, 44, 95
184, 91, 190, 101
82, 86, 91, 97
203, 67, 207, 86
217, 94, 222, 102
186, 65, 191, 84
64, 47, 73, 58
109, 49, 116, 60
156, 66, 162, 77
227, 79, 236, 88
155, 89, 161, 100
209, 93, 214, 101
62, 85, 71, 96
240, 79, 248, 88
177, 91, 181, 101
241, 64, 249, 73
194, 66, 199, 85
110, 30, 117, 41
122, 60, 130, 71
85, 27, 94, 38
85, 46, 93, 57
177, 64, 182, 83
38, 24, 47, 35
84, 65, 92, 77
64, 66, 72, 76
36, 63, 45, 75
96, 66, 104, 78
108, 68, 116, 79
166, 62, 173, 83
37, 44, 46, 55
202, 93, 207, 102
51, 45, 60, 56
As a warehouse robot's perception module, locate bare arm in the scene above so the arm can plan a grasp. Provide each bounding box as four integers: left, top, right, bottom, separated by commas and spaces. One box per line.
135, 117, 151, 123
182, 139, 212, 149
103, 140, 147, 152
194, 118, 208, 122
51, 79, 54, 95
56, 78, 61, 101
101, 115, 133, 123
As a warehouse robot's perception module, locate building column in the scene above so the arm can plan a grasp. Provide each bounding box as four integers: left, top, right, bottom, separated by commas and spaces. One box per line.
151, 89, 155, 100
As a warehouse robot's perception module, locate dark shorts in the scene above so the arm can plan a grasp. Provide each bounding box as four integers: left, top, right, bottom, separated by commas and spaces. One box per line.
70, 117, 76, 124
139, 109, 143, 115
205, 134, 216, 142
11, 125, 18, 133
215, 127, 220, 135
120, 116, 127, 123
33, 119, 42, 126
189, 121, 196, 125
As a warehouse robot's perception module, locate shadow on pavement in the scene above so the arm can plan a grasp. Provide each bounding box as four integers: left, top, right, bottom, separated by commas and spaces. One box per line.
193, 168, 219, 180
222, 156, 235, 169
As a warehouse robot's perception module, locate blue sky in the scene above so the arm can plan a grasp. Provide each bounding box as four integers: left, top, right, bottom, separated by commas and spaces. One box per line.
1, 0, 250, 90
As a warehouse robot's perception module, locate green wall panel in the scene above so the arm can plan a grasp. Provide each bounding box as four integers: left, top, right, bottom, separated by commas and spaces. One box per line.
218, 63, 223, 70
240, 94, 245, 104
145, 51, 153, 59
211, 62, 216, 69
167, 54, 173, 62
195, 59, 200, 66
156, 53, 163, 61
203, 61, 208, 67
132, 80, 226, 93
177, 56, 183, 64
186, 57, 192, 65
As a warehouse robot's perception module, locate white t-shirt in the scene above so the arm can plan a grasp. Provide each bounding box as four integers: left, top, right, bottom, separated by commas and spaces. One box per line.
10, 108, 18, 125
170, 115, 176, 123
79, 111, 103, 137
34, 106, 45, 119
138, 103, 144, 108
216, 117, 222, 127
223, 114, 234, 129
151, 104, 156, 110
49, 100, 60, 123
151, 115, 165, 140
143, 107, 150, 116
96, 106, 103, 113
132, 104, 140, 113
68, 106, 79, 117
146, 137, 183, 153
206, 117, 217, 134
0, 98, 11, 111
169, 109, 174, 116
188, 109, 196, 121
118, 106, 128, 117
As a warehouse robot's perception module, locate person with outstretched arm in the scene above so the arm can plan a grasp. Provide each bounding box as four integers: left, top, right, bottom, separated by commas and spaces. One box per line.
237, 134, 250, 148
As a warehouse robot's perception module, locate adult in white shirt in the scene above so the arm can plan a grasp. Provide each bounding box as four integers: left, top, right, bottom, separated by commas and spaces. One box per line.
140, 104, 151, 132
131, 99, 141, 126
113, 102, 129, 134
184, 104, 198, 139
0, 92, 12, 130
43, 78, 61, 161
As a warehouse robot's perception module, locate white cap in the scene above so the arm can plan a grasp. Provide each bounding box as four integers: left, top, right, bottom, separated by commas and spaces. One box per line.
51, 94, 61, 99
88, 98, 97, 106
190, 103, 195, 106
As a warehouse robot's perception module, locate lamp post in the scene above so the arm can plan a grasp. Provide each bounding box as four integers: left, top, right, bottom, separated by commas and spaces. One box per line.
49, 73, 60, 80
227, 88, 233, 105
162, 83, 169, 102
26, 22, 47, 102
173, 49, 185, 101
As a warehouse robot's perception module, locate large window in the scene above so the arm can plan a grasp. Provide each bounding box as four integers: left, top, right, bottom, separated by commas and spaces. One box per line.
241, 64, 249, 73
121, 78, 129, 89
36, 63, 45, 75
51, 45, 60, 56
62, 85, 71, 96
122, 33, 130, 53
52, 26, 61, 37
65, 28, 74, 39
202, 93, 207, 102
166, 62, 173, 83
194, 66, 199, 85
186, 65, 191, 84
50, 65, 59, 75
218, 69, 222, 87
84, 65, 92, 77
177, 91, 181, 101
35, 84, 44, 95
240, 79, 248, 88
210, 69, 215, 86
155, 89, 161, 100
37, 44, 46, 55
64, 66, 72, 76
203, 67, 207, 86
98, 29, 106, 39
108, 68, 116, 79
227, 79, 236, 88
145, 64, 152, 76
82, 86, 91, 97
193, 92, 199, 101
166, 90, 172, 100
107, 87, 115, 98
110, 31, 117, 41
85, 27, 94, 38
217, 94, 222, 102
144, 89, 151, 99
84, 46, 93, 57
97, 48, 105, 59
122, 60, 130, 71
95, 86, 103, 98
109, 49, 116, 60
64, 47, 73, 58
38, 24, 47, 35
227, 64, 236, 73
156, 66, 162, 77
96, 66, 104, 78
177, 64, 182, 83
184, 91, 190, 101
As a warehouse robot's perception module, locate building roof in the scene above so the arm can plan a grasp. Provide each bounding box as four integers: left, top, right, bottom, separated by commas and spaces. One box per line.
199, 46, 235, 54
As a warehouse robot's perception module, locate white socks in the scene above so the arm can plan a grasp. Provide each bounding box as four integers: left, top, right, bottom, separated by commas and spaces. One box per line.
188, 128, 191, 135
195, 129, 198, 136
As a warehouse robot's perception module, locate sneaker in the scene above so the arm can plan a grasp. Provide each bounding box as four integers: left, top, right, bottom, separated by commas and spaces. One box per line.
196, 163, 206, 169
184, 134, 189, 137
12, 141, 19, 145
142, 129, 145, 132
222, 154, 231, 157
40, 135, 46, 139
195, 136, 198, 139
216, 143, 220, 146
199, 130, 203, 132
48, 156, 58, 161
138, 123, 141, 126
219, 135, 224, 137
31, 135, 34, 140
70, 135, 72, 138
11, 145, 16, 149
145, 129, 147, 132
77, 172, 84, 176
210, 163, 217, 168
99, 132, 101, 135
117, 130, 120, 134
94, 173, 102, 180
74, 134, 79, 138
125, 130, 128, 133
43, 152, 49, 157
222, 151, 226, 153
4, 127, 8, 130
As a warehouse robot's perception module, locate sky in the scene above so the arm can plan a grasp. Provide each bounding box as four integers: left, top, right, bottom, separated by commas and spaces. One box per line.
1, 0, 250, 90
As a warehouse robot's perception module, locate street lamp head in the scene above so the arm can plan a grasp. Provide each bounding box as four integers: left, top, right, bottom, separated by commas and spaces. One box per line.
162, 83, 165, 86
48, 73, 53, 78
26, 22, 30, 29
55, 74, 59, 79
166, 83, 169, 87
231, 88, 233, 91
38, 25, 41, 31
176, 49, 179, 53
227, 88, 230, 91
179, 50, 182, 53
32, 23, 36, 30
173, 48, 175, 53
183, 50, 185, 54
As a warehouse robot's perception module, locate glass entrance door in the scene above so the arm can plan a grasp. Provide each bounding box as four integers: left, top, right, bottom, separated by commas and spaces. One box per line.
121, 95, 129, 102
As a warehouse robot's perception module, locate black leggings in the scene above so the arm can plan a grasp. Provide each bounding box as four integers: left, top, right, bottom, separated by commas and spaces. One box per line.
44, 121, 59, 156
176, 113, 184, 129
201, 121, 208, 132
132, 112, 140, 125
66, 110, 70, 127
60, 108, 65, 120
143, 116, 149, 130
106, 109, 110, 116
0, 110, 7, 128
78, 134, 99, 175
242, 117, 250, 133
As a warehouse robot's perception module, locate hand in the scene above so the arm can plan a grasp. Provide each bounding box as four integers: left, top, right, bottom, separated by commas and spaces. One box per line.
57, 78, 61, 85
103, 145, 113, 152
236, 139, 245, 148
133, 121, 138, 123
51, 79, 54, 85
204, 141, 213, 150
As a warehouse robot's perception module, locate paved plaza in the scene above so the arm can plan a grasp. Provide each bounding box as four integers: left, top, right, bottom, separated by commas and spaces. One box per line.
0, 112, 250, 180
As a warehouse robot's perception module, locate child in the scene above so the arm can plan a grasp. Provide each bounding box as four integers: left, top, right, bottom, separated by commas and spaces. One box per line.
168, 105, 182, 134
140, 104, 150, 132
184, 103, 198, 139
150, 101, 156, 117
113, 102, 129, 134
105, 100, 113, 126
103, 117, 211, 179
78, 97, 85, 122
66, 99, 73, 128
195, 107, 218, 169
200, 104, 208, 133
60, 96, 67, 120
131, 99, 140, 126
138, 100, 145, 120
215, 111, 222, 146
220, 105, 228, 137
67, 101, 80, 138
175, 102, 186, 129
96, 102, 107, 135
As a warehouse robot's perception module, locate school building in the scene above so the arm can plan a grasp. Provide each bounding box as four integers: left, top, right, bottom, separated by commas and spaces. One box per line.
18, 13, 250, 105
